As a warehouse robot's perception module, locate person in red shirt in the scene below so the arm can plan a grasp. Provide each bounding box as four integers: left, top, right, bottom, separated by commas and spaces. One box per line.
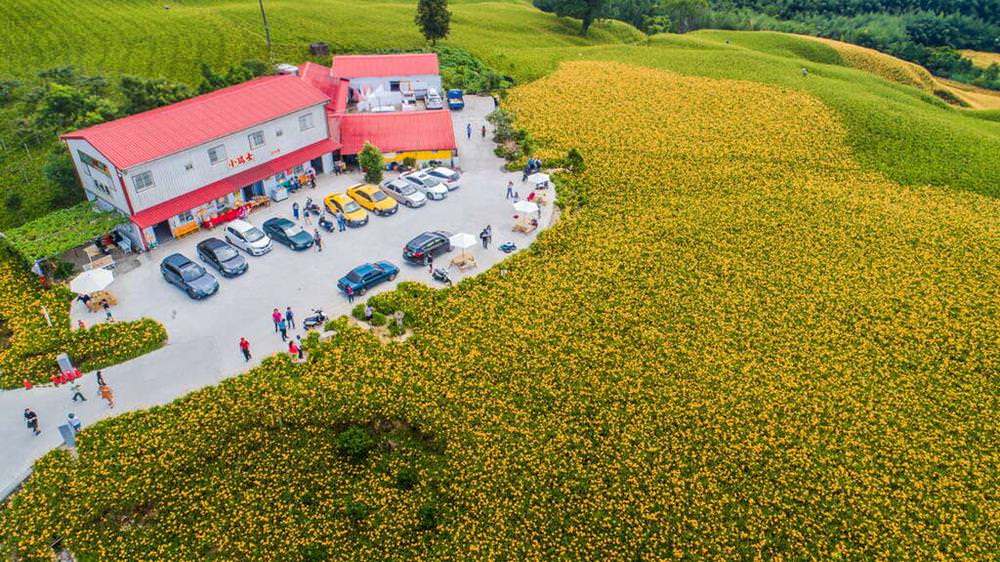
239, 337, 251, 362
288, 340, 299, 361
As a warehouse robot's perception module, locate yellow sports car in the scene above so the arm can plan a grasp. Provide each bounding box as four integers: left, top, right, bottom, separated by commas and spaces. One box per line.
346, 183, 399, 216
324, 192, 369, 227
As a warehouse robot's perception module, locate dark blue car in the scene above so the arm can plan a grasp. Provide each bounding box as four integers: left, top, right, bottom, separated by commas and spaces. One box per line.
337, 261, 399, 295
160, 253, 219, 299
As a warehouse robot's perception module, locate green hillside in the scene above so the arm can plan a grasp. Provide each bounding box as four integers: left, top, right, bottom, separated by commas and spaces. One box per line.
1, 2, 998, 560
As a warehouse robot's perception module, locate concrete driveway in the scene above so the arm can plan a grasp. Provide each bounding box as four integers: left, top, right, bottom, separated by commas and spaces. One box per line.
0, 95, 555, 495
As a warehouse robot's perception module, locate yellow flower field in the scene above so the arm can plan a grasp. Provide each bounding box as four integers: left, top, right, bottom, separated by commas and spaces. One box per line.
1, 61, 998, 560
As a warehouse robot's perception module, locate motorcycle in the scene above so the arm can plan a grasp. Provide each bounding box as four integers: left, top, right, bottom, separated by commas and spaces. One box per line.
318, 214, 336, 232
302, 309, 327, 330
304, 198, 321, 215
431, 268, 453, 287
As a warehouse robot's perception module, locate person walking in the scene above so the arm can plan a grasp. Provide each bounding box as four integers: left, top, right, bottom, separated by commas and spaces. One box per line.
336, 211, 347, 232
295, 335, 305, 360
288, 339, 299, 361
512, 190, 520, 203
303, 207, 312, 225
67, 413, 82, 434
313, 229, 323, 252
95, 370, 106, 387
481, 124, 487, 138
239, 337, 251, 362
99, 384, 114, 408
426, 254, 434, 273
346, 285, 355, 303
483, 225, 493, 249
272, 308, 282, 332
70, 381, 86, 402
292, 202, 300, 221
24, 408, 40, 435
277, 318, 288, 342
466, 122, 472, 139
103, 301, 114, 323
480, 228, 490, 249
505, 180, 514, 200
285, 306, 296, 329
308, 168, 317, 187
364, 304, 373, 322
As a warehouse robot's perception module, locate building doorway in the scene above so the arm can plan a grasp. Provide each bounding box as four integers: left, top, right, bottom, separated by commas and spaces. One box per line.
310, 157, 324, 174
152, 220, 173, 245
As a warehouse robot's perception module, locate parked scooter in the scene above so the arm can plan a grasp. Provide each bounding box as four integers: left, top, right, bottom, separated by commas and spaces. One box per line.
318, 214, 336, 232
302, 309, 328, 330
304, 198, 321, 215
431, 268, 453, 287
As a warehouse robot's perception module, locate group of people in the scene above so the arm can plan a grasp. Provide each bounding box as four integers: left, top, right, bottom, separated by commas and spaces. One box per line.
522, 158, 543, 181
466, 122, 488, 140
23, 370, 115, 438
271, 306, 296, 341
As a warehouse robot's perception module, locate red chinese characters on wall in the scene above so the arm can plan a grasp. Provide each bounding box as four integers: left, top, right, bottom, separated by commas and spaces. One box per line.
228, 152, 255, 168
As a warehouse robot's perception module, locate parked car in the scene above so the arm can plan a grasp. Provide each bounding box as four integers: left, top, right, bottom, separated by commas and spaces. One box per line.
447, 89, 464, 110
196, 237, 248, 277
262, 217, 314, 251
337, 261, 400, 296
403, 231, 453, 264
401, 171, 448, 200
324, 192, 369, 226
160, 253, 219, 299
426, 167, 461, 190
380, 179, 427, 208
425, 88, 444, 110
346, 183, 398, 216
225, 219, 272, 256
401, 92, 417, 111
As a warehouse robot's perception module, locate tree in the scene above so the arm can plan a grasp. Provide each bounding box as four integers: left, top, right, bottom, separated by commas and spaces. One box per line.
197, 60, 269, 94
661, 0, 709, 33
119, 76, 193, 115
415, 0, 451, 45
358, 142, 385, 185
540, 0, 609, 35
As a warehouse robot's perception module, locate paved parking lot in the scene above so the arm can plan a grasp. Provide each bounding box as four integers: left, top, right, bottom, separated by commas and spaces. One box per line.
0, 95, 554, 494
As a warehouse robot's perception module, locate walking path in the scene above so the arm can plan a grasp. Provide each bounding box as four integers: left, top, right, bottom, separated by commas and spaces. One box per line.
0, 96, 556, 496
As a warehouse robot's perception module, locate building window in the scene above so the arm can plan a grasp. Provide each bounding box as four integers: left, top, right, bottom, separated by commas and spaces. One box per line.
208, 145, 227, 165
390, 80, 401, 92
276, 128, 284, 137
298, 113, 314, 131
132, 171, 154, 192
177, 211, 193, 223
184, 161, 194, 171
92, 179, 112, 196
294, 164, 304, 174
248, 130, 265, 149
215, 197, 228, 210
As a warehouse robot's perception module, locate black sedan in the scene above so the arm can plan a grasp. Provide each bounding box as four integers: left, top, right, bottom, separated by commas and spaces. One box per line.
403, 231, 452, 264
160, 253, 219, 299
262, 217, 314, 251
196, 237, 248, 277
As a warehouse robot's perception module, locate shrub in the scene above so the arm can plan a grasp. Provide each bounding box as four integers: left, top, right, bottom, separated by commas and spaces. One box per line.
351, 303, 366, 321
369, 311, 387, 326
336, 426, 375, 462
345, 500, 371, 522
395, 468, 419, 490
417, 502, 440, 530
566, 147, 586, 172
358, 142, 385, 185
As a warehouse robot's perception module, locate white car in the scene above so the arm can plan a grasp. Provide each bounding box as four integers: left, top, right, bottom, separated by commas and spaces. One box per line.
380, 178, 427, 208
401, 171, 448, 200
224, 219, 272, 256
426, 167, 461, 190
425, 88, 444, 110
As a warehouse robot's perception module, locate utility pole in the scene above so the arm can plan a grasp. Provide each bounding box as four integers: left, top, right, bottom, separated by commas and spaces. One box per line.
258, 0, 273, 62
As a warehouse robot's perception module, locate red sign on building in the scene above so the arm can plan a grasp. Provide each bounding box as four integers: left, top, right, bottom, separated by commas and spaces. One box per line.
228, 152, 255, 168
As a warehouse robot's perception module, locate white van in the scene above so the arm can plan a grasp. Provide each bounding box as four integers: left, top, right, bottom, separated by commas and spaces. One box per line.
225, 219, 273, 256
425, 88, 444, 110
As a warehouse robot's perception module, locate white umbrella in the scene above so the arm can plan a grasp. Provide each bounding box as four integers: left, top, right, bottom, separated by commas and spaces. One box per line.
527, 172, 550, 186
449, 232, 476, 258
70, 268, 114, 295
513, 200, 539, 215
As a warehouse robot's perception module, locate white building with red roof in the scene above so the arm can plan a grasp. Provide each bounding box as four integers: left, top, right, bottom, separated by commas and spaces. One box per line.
61, 54, 457, 250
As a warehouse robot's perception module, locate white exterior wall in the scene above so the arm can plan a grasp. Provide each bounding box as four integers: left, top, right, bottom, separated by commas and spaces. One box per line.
348, 74, 442, 106
120, 103, 330, 213
65, 138, 130, 215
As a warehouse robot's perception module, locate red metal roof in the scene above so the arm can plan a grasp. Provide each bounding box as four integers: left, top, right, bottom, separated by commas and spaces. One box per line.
131, 139, 340, 229
299, 62, 338, 97
63, 75, 330, 170
339, 111, 456, 154
332, 53, 439, 78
